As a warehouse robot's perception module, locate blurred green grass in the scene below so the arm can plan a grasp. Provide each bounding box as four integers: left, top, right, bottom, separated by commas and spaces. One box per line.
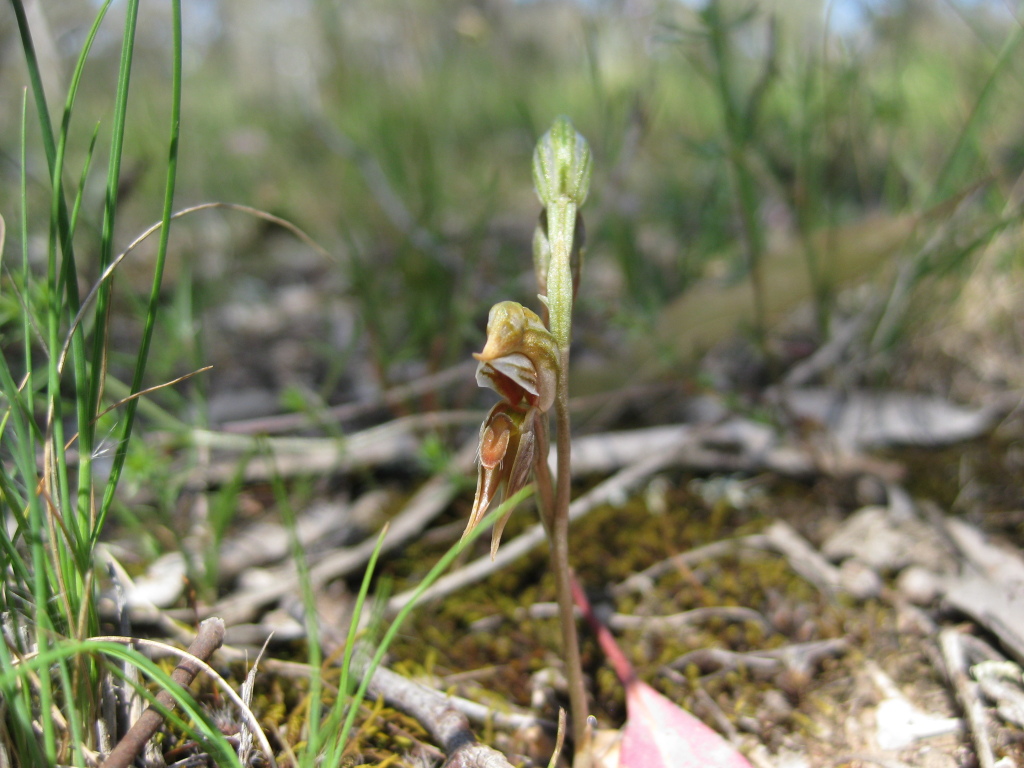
2, 0, 1021, 397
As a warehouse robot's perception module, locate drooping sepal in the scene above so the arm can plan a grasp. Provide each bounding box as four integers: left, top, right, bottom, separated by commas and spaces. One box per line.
462, 402, 538, 559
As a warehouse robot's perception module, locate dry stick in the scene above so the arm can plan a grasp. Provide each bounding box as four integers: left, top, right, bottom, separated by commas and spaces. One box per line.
101, 617, 226, 768
362, 663, 515, 768
472, 603, 771, 638
387, 440, 687, 615
940, 627, 997, 768
215, 645, 552, 736
762, 520, 843, 596
612, 535, 771, 597
209, 439, 477, 625
221, 360, 476, 435
90, 633, 278, 767
315, 605, 518, 768
188, 410, 483, 488
666, 638, 850, 679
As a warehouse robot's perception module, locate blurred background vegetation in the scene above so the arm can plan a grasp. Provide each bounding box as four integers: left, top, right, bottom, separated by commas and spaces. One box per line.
1, 0, 1021, 418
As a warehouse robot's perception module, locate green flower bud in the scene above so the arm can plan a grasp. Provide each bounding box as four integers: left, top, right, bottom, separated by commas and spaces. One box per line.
462, 402, 537, 559
474, 301, 558, 413
532, 116, 592, 208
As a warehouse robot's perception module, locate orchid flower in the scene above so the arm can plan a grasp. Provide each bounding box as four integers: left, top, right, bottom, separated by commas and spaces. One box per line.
463, 301, 558, 558
473, 301, 558, 413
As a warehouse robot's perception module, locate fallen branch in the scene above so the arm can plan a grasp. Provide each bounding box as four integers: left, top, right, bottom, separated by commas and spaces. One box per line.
185, 413, 902, 491
215, 642, 550, 735
92, 628, 278, 767
101, 618, 226, 768
387, 440, 688, 615
363, 663, 517, 768
209, 440, 477, 625
221, 360, 476, 434
313, 598, 523, 768
763, 520, 844, 596
188, 411, 482, 487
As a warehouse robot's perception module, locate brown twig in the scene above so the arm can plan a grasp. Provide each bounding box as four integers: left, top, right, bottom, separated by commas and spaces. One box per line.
763, 520, 843, 596
101, 618, 226, 768
666, 638, 850, 680
363, 663, 516, 768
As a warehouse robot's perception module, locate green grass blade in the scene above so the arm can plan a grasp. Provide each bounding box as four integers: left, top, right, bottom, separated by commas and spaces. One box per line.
0, 640, 242, 767
95, 0, 182, 546
320, 524, 389, 765
55, 654, 88, 767
336, 486, 534, 750
9, 0, 58, 173
88, 0, 141, 398
0, 624, 45, 765
19, 88, 31, 410
930, 24, 1024, 205
267, 456, 324, 766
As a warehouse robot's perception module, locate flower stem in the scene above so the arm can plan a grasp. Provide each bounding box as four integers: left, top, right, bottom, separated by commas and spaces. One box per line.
530, 371, 589, 762
553, 349, 590, 766
533, 416, 556, 534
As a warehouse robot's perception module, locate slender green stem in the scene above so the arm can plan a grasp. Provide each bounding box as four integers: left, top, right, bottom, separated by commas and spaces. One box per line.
727, 147, 768, 350
532, 116, 592, 764
529, 367, 589, 757
705, 0, 770, 355
532, 415, 556, 534
551, 351, 590, 766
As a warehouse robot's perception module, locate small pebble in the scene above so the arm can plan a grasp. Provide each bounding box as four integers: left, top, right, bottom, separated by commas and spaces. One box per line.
839, 558, 882, 599
898, 566, 942, 605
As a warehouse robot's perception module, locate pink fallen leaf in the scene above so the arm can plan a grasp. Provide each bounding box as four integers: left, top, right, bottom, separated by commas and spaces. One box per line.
571, 574, 753, 768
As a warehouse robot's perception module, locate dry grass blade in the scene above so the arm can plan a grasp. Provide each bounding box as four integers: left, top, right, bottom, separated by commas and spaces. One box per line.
237, 636, 271, 767
58, 201, 329, 375
56, 367, 214, 459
